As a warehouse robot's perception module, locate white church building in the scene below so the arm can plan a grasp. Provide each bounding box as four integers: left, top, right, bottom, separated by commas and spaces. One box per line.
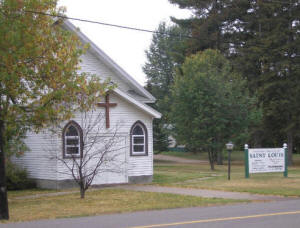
13, 21, 161, 189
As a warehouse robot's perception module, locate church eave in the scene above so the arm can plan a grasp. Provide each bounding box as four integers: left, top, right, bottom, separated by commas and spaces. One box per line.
114, 88, 161, 119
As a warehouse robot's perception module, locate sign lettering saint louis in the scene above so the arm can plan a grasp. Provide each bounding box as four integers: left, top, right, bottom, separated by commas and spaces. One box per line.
249, 148, 284, 173
244, 144, 288, 178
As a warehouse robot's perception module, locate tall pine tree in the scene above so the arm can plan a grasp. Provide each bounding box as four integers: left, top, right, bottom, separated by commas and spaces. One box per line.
170, 0, 300, 163
143, 22, 188, 152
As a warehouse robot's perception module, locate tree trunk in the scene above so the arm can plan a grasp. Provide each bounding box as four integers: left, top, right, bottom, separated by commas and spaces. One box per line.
208, 149, 214, 170
217, 148, 223, 165
287, 130, 293, 166
253, 130, 262, 148
0, 120, 9, 220
212, 149, 217, 163
80, 184, 85, 199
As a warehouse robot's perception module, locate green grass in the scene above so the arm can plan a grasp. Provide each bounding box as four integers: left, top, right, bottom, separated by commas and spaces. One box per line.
161, 151, 300, 164
153, 163, 213, 184
7, 188, 71, 198
4, 188, 244, 223
161, 150, 245, 162
161, 151, 206, 160
5, 151, 300, 222
153, 162, 300, 197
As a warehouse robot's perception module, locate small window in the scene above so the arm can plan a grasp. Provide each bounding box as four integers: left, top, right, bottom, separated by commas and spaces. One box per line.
62, 121, 83, 158
130, 121, 148, 156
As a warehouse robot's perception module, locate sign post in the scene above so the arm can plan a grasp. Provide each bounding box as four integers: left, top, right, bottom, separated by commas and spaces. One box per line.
226, 142, 234, 180
244, 143, 288, 178
244, 144, 249, 178
284, 143, 288, 178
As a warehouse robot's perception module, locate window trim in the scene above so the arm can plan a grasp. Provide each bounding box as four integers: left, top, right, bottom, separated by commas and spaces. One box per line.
130, 121, 148, 156
62, 120, 83, 159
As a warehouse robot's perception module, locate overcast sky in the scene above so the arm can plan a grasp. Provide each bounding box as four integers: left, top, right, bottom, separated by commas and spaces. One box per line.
58, 0, 191, 85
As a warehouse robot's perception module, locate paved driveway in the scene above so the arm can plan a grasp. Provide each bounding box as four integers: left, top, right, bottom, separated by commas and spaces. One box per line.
154, 154, 207, 164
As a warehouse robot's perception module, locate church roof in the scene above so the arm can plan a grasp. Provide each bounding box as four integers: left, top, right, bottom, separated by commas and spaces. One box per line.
62, 20, 156, 103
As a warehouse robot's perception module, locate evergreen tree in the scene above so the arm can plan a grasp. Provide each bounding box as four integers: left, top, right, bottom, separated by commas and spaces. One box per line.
169, 0, 250, 55
143, 22, 188, 152
234, 1, 300, 164
170, 0, 300, 164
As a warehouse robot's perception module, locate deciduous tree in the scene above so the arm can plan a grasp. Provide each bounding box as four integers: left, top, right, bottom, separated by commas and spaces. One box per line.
48, 107, 124, 199
171, 49, 252, 169
0, 0, 109, 219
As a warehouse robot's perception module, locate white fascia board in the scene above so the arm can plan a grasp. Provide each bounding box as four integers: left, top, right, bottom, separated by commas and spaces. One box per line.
114, 88, 161, 119
62, 20, 156, 103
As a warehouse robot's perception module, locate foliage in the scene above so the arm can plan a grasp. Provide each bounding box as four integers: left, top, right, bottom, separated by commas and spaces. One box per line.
144, 22, 188, 100
169, 0, 300, 163
233, 1, 300, 164
171, 49, 253, 169
143, 22, 189, 152
0, 0, 110, 219
0, 0, 109, 135
5, 131, 28, 158
169, 0, 239, 55
152, 119, 169, 153
5, 161, 36, 190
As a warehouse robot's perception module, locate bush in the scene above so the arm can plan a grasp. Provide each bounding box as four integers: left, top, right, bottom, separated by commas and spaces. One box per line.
6, 161, 36, 190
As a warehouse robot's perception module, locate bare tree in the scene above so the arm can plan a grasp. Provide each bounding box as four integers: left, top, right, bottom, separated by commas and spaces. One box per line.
47, 107, 125, 198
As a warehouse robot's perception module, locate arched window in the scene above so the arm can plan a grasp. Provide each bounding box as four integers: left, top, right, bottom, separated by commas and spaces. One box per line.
130, 121, 148, 156
62, 121, 83, 158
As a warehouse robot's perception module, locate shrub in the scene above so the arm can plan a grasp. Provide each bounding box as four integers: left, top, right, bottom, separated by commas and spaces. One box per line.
6, 161, 36, 190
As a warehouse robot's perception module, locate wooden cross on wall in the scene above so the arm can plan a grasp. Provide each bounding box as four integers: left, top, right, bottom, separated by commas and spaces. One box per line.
97, 94, 117, 128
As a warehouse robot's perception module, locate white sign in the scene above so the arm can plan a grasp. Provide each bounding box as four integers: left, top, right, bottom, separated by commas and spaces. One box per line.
248, 148, 285, 173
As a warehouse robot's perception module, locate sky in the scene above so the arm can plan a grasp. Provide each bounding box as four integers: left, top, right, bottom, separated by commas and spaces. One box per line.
58, 0, 191, 85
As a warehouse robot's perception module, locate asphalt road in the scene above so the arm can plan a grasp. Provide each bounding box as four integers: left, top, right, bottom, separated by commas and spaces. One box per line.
2, 199, 300, 228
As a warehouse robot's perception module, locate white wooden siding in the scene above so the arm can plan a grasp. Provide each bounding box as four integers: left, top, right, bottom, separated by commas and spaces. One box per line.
79, 50, 149, 103
56, 93, 153, 183
12, 130, 58, 181
108, 94, 154, 178
15, 93, 153, 185
13, 47, 155, 186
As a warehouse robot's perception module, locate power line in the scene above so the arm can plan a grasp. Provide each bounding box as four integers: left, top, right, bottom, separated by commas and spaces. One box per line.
21, 10, 251, 45
22, 9, 299, 48
24, 10, 195, 40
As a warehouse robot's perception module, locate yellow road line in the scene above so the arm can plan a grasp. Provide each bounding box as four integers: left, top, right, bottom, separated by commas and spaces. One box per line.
130, 210, 300, 228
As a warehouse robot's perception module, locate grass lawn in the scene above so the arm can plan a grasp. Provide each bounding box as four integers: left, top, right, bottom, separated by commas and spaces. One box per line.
4, 152, 299, 223
161, 150, 246, 162
161, 151, 207, 160
7, 188, 71, 198
153, 161, 300, 197
160, 151, 300, 164
4, 188, 244, 223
